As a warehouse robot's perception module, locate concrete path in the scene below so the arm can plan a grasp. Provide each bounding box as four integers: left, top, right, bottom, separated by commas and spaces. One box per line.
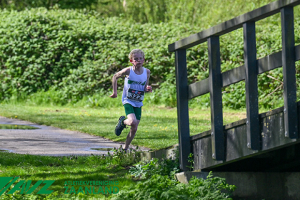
0, 116, 150, 156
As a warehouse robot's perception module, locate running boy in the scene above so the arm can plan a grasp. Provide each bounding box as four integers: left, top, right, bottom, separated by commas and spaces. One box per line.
109, 49, 152, 151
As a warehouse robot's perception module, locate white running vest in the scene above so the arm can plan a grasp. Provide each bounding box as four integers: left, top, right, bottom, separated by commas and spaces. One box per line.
122, 66, 147, 107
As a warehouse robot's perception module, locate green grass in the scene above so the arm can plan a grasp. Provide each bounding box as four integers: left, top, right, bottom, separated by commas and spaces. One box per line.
0, 102, 248, 150
0, 102, 251, 199
0, 124, 38, 129
0, 150, 140, 199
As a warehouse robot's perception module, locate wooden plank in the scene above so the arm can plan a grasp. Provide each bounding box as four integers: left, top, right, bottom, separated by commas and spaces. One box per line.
188, 78, 209, 99
258, 51, 282, 73
199, 136, 223, 169
190, 105, 288, 142
208, 36, 225, 160
193, 105, 300, 170
188, 44, 300, 99
168, 0, 300, 52
193, 140, 202, 171
222, 65, 245, 87
175, 49, 191, 171
281, 6, 298, 139
243, 22, 261, 150
190, 130, 211, 141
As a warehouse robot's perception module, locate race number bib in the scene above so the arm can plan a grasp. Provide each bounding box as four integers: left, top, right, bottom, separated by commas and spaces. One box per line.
126, 88, 144, 102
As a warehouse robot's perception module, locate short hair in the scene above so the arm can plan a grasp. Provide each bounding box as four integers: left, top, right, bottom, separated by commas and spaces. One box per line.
128, 49, 145, 60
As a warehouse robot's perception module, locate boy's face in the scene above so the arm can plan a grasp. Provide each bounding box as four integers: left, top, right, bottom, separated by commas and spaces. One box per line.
130, 52, 145, 67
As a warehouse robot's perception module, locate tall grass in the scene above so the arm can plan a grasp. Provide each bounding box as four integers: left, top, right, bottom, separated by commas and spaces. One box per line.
116, 0, 275, 28
4, 89, 123, 108
4, 87, 214, 110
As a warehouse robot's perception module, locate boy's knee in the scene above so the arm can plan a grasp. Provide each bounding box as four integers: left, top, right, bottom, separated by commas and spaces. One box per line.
127, 118, 138, 127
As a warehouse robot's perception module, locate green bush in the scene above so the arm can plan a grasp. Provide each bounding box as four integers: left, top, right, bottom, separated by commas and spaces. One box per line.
129, 158, 180, 179
0, 8, 99, 98
112, 172, 235, 200
0, 8, 197, 103
1, 4, 300, 109
126, 156, 235, 199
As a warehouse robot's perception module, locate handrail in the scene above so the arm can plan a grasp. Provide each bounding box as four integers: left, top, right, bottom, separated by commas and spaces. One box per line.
188, 45, 300, 99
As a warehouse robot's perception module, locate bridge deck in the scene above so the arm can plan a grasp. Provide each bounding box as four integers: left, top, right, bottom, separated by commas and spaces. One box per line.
191, 102, 300, 172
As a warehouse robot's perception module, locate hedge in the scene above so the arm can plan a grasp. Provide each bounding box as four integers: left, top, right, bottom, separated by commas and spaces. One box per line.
1, 8, 300, 108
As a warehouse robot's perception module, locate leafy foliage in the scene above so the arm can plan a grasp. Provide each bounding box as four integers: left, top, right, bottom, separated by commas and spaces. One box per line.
108, 146, 142, 167
2, 2, 300, 109
127, 155, 235, 199
0, 8, 197, 103
112, 172, 235, 200
187, 153, 194, 171
129, 158, 180, 179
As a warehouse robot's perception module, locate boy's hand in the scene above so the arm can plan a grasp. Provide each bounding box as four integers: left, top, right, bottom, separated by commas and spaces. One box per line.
109, 93, 117, 98
145, 85, 152, 93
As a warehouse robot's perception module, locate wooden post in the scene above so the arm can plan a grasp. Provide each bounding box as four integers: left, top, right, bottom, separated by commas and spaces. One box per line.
281, 6, 298, 139
208, 36, 225, 160
175, 49, 191, 170
243, 22, 261, 150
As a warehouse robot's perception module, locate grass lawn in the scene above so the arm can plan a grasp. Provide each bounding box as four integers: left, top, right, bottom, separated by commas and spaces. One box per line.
0, 103, 247, 150
0, 102, 248, 199
0, 150, 140, 199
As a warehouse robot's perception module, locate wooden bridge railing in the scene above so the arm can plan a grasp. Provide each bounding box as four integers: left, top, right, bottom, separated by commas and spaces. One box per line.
169, 0, 300, 171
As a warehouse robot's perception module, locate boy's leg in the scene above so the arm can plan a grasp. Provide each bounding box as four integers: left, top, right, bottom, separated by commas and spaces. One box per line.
115, 104, 136, 136
123, 113, 140, 150
121, 104, 142, 150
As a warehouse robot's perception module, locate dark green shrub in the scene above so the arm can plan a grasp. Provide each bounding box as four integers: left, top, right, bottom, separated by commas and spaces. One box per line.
112, 172, 236, 200
0, 8, 197, 102
1, 5, 300, 109
129, 158, 180, 179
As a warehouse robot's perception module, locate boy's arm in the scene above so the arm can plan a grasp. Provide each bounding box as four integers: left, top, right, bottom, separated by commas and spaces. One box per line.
109, 67, 130, 98
144, 69, 152, 93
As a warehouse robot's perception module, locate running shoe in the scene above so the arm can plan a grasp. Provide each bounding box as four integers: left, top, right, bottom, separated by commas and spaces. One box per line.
115, 116, 126, 136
